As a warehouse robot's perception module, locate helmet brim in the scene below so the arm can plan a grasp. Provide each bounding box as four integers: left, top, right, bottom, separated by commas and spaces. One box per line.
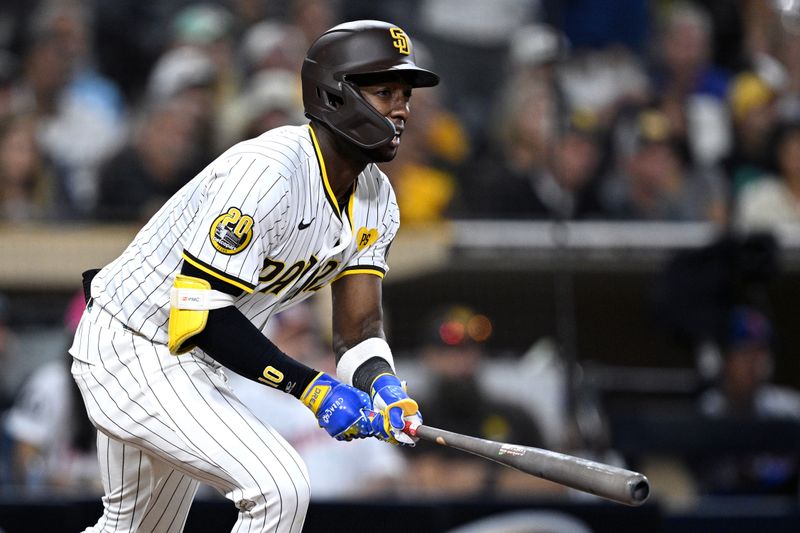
346, 64, 440, 88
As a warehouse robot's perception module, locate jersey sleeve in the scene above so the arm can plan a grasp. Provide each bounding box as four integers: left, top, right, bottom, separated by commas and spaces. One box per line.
182, 154, 290, 293
339, 178, 400, 279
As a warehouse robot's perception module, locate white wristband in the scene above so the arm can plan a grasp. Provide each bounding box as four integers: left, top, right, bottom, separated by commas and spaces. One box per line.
337, 337, 395, 386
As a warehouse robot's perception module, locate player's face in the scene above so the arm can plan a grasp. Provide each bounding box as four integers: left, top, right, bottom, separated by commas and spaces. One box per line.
358, 79, 413, 162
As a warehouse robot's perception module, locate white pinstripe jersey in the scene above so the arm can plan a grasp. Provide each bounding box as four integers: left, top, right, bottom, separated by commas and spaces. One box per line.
88, 124, 399, 347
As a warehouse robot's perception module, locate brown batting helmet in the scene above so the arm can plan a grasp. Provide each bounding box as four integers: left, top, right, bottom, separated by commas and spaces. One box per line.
301, 20, 439, 149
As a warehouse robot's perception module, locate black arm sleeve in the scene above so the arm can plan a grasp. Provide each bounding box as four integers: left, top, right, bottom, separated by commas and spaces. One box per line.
192, 306, 318, 398
180, 261, 317, 399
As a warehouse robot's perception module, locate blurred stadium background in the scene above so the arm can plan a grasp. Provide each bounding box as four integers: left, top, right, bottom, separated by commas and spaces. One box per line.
2, 0, 800, 531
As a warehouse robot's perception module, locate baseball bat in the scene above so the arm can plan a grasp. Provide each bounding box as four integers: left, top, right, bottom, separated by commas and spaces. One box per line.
405, 424, 650, 506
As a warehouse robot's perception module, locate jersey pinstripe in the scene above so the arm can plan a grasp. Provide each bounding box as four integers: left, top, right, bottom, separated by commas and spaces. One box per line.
85, 124, 399, 352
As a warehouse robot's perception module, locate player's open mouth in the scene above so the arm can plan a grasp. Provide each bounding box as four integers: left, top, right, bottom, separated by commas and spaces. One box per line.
391, 134, 401, 147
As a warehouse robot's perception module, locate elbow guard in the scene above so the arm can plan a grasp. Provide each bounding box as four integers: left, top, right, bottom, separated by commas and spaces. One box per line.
168, 274, 235, 354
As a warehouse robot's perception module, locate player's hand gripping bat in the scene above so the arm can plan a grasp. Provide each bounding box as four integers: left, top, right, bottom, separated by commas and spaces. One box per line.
404, 423, 650, 506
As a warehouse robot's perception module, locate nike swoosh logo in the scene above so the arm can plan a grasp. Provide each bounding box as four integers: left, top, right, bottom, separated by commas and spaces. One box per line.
298, 218, 314, 230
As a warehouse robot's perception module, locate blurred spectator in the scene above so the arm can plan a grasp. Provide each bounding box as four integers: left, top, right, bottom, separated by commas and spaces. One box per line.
31, 1, 125, 123
0, 52, 18, 121
735, 121, 800, 230
408, 305, 557, 497
418, 0, 540, 137
765, 2, 800, 121
225, 302, 406, 500
602, 108, 728, 222
228, 0, 281, 35
700, 307, 799, 419
171, 4, 234, 69
723, 72, 780, 194
465, 79, 553, 217
146, 45, 218, 162
94, 97, 205, 222
218, 69, 305, 149
2, 291, 99, 494
693, 306, 800, 496
14, 1, 126, 216
465, 79, 606, 220
651, 2, 732, 167
0, 112, 57, 221
170, 3, 240, 151
505, 23, 567, 91
546, 0, 650, 55
239, 21, 308, 77
146, 45, 216, 105
559, 46, 650, 130
289, 0, 339, 53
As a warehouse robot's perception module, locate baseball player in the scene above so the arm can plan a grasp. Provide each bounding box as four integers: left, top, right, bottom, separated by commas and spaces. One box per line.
69, 20, 439, 532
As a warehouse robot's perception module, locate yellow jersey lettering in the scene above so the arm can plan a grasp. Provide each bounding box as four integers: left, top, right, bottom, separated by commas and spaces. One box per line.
259, 258, 285, 284
261, 260, 305, 295
304, 260, 341, 293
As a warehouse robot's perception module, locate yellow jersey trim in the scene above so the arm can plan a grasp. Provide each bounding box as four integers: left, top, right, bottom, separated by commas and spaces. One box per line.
347, 182, 356, 231
181, 252, 255, 294
308, 125, 341, 218
308, 124, 357, 231
333, 267, 385, 282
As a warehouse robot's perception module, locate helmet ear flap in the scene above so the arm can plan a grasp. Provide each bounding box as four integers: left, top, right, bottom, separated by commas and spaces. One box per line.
324, 82, 396, 149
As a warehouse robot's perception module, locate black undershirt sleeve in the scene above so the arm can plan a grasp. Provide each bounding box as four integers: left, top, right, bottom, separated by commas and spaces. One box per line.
180, 261, 318, 399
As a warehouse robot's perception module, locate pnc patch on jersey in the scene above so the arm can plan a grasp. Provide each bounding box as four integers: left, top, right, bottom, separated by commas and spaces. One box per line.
390, 28, 410, 55
209, 207, 254, 255
356, 227, 379, 251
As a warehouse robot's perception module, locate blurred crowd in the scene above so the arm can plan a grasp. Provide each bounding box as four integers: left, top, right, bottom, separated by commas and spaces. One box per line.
0, 0, 799, 229
2, 0, 800, 514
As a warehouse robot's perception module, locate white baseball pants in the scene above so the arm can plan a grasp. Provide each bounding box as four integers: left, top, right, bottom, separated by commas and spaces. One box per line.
70, 304, 310, 533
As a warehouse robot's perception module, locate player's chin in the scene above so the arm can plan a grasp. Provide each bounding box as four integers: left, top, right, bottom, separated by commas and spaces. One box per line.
364, 144, 399, 163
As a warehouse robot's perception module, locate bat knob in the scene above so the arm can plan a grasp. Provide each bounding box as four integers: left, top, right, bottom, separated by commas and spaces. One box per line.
402, 420, 418, 437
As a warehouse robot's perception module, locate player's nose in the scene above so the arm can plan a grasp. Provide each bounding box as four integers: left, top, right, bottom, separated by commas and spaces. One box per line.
388, 91, 409, 121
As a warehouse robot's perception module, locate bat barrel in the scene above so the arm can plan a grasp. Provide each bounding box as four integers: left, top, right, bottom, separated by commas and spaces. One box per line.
515, 448, 651, 506
412, 424, 651, 506
630, 477, 650, 504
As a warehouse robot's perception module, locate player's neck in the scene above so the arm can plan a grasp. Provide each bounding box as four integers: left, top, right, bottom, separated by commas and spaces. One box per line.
311, 122, 368, 198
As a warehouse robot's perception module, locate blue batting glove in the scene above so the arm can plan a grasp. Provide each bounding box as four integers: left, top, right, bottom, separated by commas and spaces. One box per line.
300, 372, 373, 441
368, 373, 422, 446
